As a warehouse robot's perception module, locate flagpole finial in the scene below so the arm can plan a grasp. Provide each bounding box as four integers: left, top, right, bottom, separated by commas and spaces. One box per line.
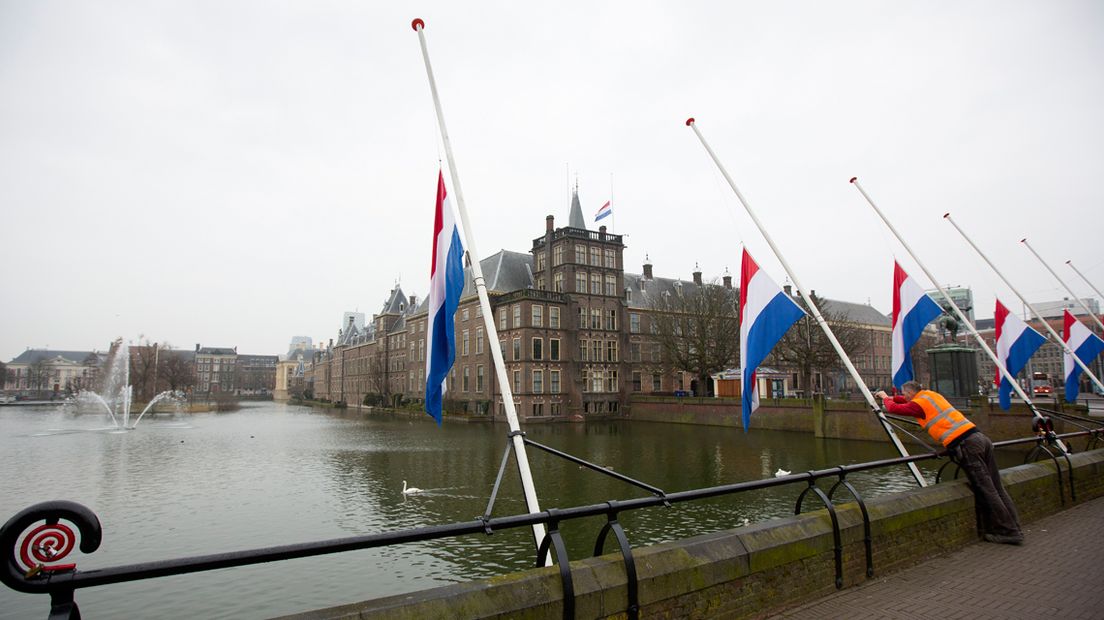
1020, 238, 1027, 244
849, 176, 857, 183
411, 18, 425, 31
943, 212, 951, 219
685, 117, 695, 126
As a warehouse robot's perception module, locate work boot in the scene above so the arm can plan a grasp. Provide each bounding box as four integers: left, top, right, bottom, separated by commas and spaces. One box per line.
984, 533, 1024, 545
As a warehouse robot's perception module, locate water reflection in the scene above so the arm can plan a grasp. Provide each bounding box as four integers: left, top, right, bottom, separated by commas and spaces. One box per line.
0, 403, 1021, 619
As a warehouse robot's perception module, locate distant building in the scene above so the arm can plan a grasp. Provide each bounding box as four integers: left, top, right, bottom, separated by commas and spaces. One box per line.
1033, 298, 1100, 319
3, 349, 105, 395
236, 354, 278, 395
341, 312, 366, 332
926, 286, 974, 327
195, 345, 237, 393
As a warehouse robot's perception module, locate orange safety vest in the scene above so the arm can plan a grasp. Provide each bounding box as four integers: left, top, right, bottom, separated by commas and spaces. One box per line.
912, 390, 976, 447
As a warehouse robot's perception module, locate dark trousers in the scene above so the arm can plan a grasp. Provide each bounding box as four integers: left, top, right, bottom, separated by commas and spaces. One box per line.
954, 432, 1022, 537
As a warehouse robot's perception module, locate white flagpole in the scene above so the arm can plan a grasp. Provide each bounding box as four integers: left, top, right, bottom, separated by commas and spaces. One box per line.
850, 179, 1051, 425
1067, 260, 1104, 318
412, 18, 548, 555
1021, 239, 1104, 334
686, 119, 926, 487
944, 214, 1104, 395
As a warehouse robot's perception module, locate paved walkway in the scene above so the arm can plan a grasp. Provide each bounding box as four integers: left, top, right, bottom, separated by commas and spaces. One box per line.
770, 495, 1104, 619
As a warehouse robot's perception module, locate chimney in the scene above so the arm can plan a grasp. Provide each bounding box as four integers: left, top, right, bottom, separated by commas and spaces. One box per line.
546, 215, 554, 233
692, 263, 702, 286
643, 256, 653, 280
723, 274, 732, 289
328, 338, 333, 349
195, 343, 201, 352
783, 284, 792, 296
409, 295, 417, 308
599, 225, 607, 237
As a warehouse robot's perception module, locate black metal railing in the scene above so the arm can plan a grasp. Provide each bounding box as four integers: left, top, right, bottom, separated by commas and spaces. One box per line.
4, 425, 1103, 620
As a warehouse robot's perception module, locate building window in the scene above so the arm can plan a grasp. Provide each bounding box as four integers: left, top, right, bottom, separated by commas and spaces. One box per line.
605, 309, 617, 330
581, 369, 588, 392
606, 370, 618, 392
632, 372, 642, 391
576, 271, 587, 293
553, 244, 564, 266
591, 369, 604, 393
513, 304, 521, 328
476, 305, 482, 317
476, 328, 484, 354
462, 308, 470, 321
419, 339, 425, 361
579, 339, 588, 361
590, 273, 601, 294
532, 338, 543, 360
499, 309, 507, 330
533, 370, 543, 393
604, 274, 616, 296
513, 370, 522, 393
604, 248, 616, 268
536, 277, 546, 290
590, 341, 601, 362
462, 329, 470, 356
590, 246, 601, 266
549, 338, 560, 361
575, 245, 587, 264
532, 305, 543, 327
463, 367, 470, 392
550, 306, 560, 329
590, 308, 601, 329
652, 374, 662, 391
630, 342, 641, 362
536, 252, 546, 271
553, 272, 564, 292
551, 370, 561, 394
513, 338, 521, 361
532, 403, 544, 417
477, 365, 485, 392
577, 306, 586, 329
606, 340, 618, 362
630, 313, 641, 333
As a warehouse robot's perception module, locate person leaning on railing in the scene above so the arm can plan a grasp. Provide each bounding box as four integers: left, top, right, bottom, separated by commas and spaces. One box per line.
874, 380, 1024, 546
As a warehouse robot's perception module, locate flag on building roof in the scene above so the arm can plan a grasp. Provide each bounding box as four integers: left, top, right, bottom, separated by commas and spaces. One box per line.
425, 170, 465, 424
595, 200, 612, 222
740, 249, 804, 431
1063, 309, 1104, 403
994, 298, 1046, 410
891, 262, 943, 389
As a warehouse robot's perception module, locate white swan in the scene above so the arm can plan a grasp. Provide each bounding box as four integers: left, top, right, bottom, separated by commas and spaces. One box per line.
774, 468, 791, 477
402, 480, 423, 495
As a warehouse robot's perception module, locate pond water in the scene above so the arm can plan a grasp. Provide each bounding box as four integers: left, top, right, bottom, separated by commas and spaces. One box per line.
0, 402, 1018, 619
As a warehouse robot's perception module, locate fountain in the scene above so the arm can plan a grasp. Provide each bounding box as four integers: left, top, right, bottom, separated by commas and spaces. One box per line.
69, 339, 183, 430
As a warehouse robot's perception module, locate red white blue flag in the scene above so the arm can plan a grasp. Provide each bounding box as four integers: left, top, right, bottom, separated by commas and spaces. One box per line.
993, 299, 1045, 410
1063, 309, 1104, 403
890, 262, 942, 389
739, 249, 804, 431
425, 170, 465, 424
595, 200, 612, 222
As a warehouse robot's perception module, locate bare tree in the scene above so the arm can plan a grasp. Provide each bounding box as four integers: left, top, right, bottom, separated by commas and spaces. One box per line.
28, 359, 53, 392
648, 280, 740, 396
769, 292, 869, 397
128, 339, 160, 401
159, 351, 196, 392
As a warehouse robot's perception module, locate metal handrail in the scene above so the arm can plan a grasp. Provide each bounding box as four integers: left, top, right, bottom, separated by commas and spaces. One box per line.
2, 429, 1096, 619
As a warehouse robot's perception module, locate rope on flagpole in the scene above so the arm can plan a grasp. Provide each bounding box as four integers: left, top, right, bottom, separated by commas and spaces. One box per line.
411, 18, 549, 559
1031, 252, 1104, 333
848, 178, 1063, 446
686, 118, 928, 488
944, 214, 1104, 396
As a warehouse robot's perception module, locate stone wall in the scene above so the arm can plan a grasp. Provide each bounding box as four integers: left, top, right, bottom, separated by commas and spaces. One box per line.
278, 449, 1104, 620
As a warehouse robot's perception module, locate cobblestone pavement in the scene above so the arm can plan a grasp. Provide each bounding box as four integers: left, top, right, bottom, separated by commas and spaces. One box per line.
769, 495, 1104, 619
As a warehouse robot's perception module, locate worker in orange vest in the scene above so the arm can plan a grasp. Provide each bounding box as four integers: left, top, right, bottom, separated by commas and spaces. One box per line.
875, 380, 1023, 545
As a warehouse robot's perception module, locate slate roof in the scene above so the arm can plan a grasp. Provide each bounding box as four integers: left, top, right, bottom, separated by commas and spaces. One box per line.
819, 298, 891, 327
460, 250, 535, 298
568, 188, 586, 229
197, 347, 236, 356
7, 350, 105, 365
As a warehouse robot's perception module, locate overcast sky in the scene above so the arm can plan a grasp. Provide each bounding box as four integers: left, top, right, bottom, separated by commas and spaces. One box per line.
2, 1, 1102, 361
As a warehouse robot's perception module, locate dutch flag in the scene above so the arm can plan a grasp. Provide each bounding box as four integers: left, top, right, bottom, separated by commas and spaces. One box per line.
1063, 309, 1104, 403
739, 249, 804, 431
595, 200, 612, 222
425, 170, 466, 425
993, 299, 1046, 410
890, 262, 943, 389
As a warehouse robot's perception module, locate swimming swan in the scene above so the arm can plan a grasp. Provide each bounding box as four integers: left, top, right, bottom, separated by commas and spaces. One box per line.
402, 480, 424, 495
774, 468, 791, 477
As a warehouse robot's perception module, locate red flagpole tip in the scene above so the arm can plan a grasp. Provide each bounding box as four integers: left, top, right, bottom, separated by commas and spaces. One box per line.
685, 117, 695, 126
1020, 238, 1027, 243
1066, 260, 1072, 264
942, 212, 950, 219
411, 18, 425, 31
848, 177, 857, 183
